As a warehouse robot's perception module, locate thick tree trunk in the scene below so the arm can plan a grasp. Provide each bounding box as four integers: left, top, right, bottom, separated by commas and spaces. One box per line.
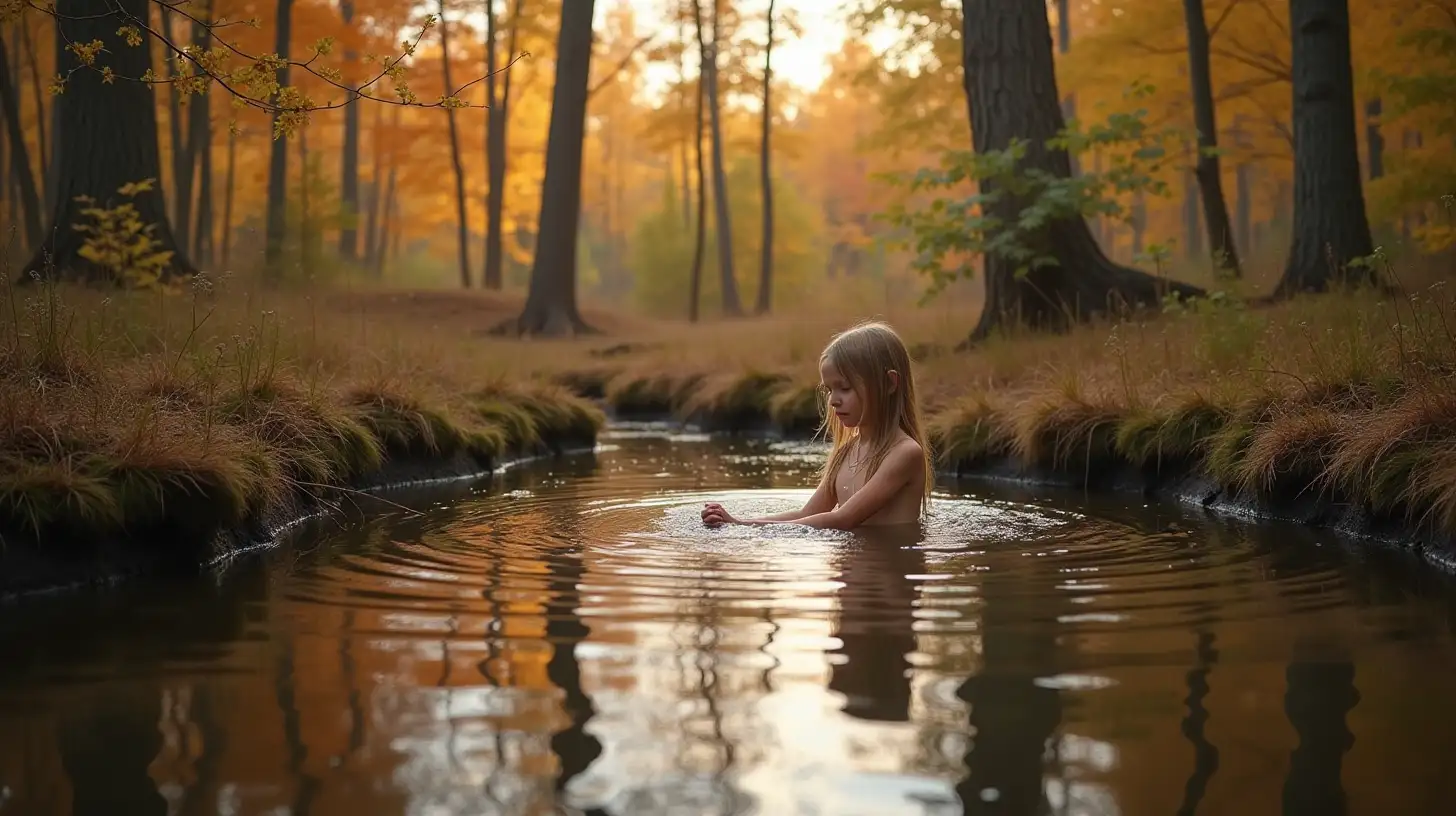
437, 0, 472, 288
755, 0, 775, 315
0, 36, 42, 253
1276, 0, 1376, 296
1364, 98, 1383, 180
221, 125, 236, 268
338, 0, 361, 262
689, 0, 707, 323
22, 0, 194, 281
703, 0, 741, 316
961, 0, 1202, 342
263, 0, 295, 274
500, 0, 597, 335
1183, 0, 1242, 277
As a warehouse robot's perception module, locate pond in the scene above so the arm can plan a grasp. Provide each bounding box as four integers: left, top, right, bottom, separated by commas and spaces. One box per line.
3, 426, 1456, 815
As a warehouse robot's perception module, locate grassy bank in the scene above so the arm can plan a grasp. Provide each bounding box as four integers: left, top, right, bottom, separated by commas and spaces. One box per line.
0, 277, 604, 552
563, 279, 1456, 543
6, 264, 1456, 560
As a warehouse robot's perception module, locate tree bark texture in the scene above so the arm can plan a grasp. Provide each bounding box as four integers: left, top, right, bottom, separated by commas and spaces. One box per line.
960, 0, 1202, 341
1276, 0, 1376, 296
1182, 0, 1242, 277
0, 35, 42, 253
504, 0, 597, 335
22, 0, 195, 281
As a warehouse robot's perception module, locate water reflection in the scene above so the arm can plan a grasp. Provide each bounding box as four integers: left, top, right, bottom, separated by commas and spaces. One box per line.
2, 433, 1456, 815
828, 529, 925, 724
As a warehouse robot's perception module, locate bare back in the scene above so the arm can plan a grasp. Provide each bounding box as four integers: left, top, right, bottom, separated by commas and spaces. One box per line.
831, 434, 926, 526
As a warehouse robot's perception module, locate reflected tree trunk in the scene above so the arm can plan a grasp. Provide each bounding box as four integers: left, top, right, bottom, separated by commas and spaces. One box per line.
1281, 653, 1358, 815
58, 688, 168, 816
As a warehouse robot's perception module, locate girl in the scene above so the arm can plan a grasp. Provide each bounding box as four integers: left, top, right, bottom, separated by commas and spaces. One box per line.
702, 320, 934, 530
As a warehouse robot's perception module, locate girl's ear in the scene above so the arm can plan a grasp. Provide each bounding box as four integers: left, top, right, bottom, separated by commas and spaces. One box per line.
886, 369, 900, 394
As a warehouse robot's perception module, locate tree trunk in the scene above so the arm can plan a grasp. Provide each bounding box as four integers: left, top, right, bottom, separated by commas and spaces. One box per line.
1183, 0, 1242, 277
338, 0, 361, 262
689, 0, 707, 323
221, 125, 236, 268
1364, 98, 1383, 180
1131, 191, 1146, 257
703, 0, 741, 316
42, 18, 60, 214
500, 0, 597, 336
363, 100, 382, 272
755, 0, 775, 315
961, 0, 1203, 342
0, 35, 42, 253
484, 0, 522, 291
437, 0, 472, 288
194, 108, 213, 268
263, 0, 295, 274
376, 168, 397, 277
1275, 0, 1376, 296
19, 21, 48, 199
679, 6, 692, 230
188, 7, 214, 268
21, 0, 194, 281
164, 8, 194, 258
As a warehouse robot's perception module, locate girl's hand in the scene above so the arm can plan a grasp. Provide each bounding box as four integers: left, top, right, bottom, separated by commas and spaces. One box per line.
702, 502, 738, 527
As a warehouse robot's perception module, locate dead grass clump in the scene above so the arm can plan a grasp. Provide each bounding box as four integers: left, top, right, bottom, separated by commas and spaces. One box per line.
928, 394, 1015, 471
1114, 391, 1231, 471
346, 387, 477, 459
1009, 383, 1127, 475
1203, 391, 1285, 488
603, 369, 701, 416
469, 383, 604, 453
1230, 405, 1345, 498
681, 370, 789, 428
0, 455, 119, 540
1323, 386, 1456, 528
218, 382, 383, 486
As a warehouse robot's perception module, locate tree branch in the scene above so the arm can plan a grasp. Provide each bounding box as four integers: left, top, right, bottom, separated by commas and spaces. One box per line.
587, 33, 656, 99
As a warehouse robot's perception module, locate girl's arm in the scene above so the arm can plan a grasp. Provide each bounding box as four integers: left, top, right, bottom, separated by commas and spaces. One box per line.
704, 479, 835, 526
792, 444, 920, 531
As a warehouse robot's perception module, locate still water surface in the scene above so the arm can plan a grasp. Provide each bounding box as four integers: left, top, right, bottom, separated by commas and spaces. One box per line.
4, 427, 1456, 815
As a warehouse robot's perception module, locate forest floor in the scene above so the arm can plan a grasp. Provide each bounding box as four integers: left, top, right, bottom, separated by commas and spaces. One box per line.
4, 262, 1456, 550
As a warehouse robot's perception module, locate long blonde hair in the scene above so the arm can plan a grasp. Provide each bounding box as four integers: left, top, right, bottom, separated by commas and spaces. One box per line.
816, 320, 933, 512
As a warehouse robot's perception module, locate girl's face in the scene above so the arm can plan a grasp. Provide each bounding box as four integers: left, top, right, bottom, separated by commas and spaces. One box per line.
819, 359, 864, 429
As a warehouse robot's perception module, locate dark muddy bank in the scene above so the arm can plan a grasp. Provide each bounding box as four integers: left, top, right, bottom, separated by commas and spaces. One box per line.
0, 435, 596, 602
